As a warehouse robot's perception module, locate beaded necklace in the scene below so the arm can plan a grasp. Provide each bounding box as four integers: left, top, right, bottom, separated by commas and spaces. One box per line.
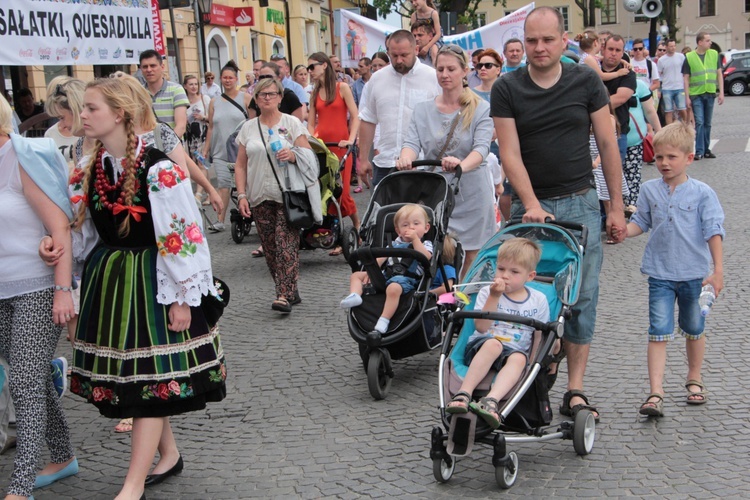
93, 142, 144, 212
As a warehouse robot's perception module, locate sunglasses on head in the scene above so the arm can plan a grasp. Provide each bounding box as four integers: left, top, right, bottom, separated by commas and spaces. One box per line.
307, 62, 322, 72
439, 45, 465, 57
475, 62, 499, 70
54, 84, 67, 97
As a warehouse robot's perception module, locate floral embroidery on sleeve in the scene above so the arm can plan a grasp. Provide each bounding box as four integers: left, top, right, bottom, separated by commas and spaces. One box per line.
157, 213, 205, 257
148, 163, 188, 192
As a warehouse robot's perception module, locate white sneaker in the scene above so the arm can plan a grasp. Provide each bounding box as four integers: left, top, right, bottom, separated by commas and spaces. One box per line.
211, 222, 225, 232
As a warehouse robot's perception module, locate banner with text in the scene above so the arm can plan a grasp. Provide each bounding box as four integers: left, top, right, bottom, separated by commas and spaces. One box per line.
339, 3, 534, 68
0, 0, 155, 66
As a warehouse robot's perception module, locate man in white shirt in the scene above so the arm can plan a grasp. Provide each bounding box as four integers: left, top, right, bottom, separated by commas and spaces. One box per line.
358, 30, 441, 187
657, 39, 687, 124
630, 38, 660, 92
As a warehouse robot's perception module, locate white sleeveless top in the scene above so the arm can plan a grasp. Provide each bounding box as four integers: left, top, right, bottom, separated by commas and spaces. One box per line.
0, 140, 54, 299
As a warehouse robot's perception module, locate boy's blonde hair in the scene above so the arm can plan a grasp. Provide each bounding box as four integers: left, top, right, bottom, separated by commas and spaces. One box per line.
393, 203, 429, 228
653, 121, 695, 155
442, 233, 457, 262
496, 238, 541, 272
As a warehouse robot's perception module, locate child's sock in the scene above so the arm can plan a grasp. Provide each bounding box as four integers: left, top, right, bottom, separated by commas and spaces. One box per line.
374, 317, 390, 333
340, 293, 363, 309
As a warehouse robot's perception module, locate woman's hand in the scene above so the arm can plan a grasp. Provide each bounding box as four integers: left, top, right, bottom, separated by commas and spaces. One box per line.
39, 236, 63, 266
276, 148, 296, 164
441, 156, 461, 172
395, 157, 413, 170
338, 139, 353, 148
207, 186, 224, 213
238, 197, 252, 218
168, 302, 191, 332
52, 290, 76, 326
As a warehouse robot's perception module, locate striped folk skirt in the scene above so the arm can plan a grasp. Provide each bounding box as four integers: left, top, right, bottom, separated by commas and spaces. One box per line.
70, 245, 226, 419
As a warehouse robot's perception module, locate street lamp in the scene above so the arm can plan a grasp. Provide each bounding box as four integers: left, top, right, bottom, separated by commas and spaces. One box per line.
195, 0, 213, 74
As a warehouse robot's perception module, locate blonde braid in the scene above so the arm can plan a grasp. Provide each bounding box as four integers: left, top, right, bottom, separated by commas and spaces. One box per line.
74, 140, 102, 230
117, 117, 138, 237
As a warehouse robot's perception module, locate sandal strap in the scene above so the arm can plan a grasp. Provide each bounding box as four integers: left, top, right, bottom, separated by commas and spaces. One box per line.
479, 397, 500, 412
685, 379, 705, 391
645, 393, 664, 402
564, 389, 590, 406
451, 391, 471, 403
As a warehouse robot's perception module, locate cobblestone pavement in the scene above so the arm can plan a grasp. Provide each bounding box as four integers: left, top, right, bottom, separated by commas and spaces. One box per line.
3, 97, 750, 499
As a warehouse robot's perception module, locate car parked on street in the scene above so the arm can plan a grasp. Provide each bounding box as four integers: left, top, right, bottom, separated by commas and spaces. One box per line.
723, 54, 750, 96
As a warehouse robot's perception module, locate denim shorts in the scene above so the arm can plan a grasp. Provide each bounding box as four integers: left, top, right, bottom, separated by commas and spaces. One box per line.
661, 89, 686, 113
648, 277, 705, 342
465, 336, 528, 372
511, 188, 602, 345
386, 275, 417, 294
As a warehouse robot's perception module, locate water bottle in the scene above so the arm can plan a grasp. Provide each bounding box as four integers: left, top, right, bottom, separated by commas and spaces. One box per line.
193, 151, 207, 166
268, 129, 287, 168
699, 284, 716, 317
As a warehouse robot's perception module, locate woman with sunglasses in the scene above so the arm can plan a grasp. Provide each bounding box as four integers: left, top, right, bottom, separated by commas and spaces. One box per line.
247, 63, 306, 123
307, 52, 360, 256
396, 45, 495, 277
200, 71, 221, 99
470, 49, 502, 100
234, 78, 316, 313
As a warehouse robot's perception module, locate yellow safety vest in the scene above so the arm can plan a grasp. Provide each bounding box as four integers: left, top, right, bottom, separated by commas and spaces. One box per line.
686, 49, 718, 95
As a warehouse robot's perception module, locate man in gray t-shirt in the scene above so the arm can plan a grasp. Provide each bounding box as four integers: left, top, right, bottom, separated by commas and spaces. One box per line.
492, 7, 626, 422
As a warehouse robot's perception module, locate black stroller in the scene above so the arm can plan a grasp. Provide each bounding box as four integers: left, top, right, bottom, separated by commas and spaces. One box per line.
430, 221, 595, 488
347, 162, 462, 399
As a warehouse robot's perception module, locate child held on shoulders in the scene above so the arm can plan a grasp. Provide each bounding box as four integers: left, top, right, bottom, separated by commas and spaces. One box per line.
619, 122, 724, 418
430, 233, 457, 296
446, 238, 550, 429
341, 204, 434, 334
410, 0, 442, 63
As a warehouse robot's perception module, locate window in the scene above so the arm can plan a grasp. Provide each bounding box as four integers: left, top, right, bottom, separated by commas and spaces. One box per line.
699, 0, 716, 17
746, 0, 750, 12
746, 33, 750, 49
555, 7, 569, 32
474, 12, 487, 28
600, 0, 617, 25
208, 38, 221, 75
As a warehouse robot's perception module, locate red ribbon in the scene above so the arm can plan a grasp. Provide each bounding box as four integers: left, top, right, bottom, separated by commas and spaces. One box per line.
112, 204, 148, 222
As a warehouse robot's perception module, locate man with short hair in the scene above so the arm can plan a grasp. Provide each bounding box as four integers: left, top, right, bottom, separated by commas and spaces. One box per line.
358, 30, 440, 187
600, 35, 637, 166
654, 42, 667, 62
630, 38, 660, 92
467, 49, 482, 88
329, 55, 355, 86
351, 57, 371, 107
501, 38, 525, 74
683, 31, 723, 159
658, 39, 687, 124
139, 49, 189, 136
493, 7, 626, 423
200, 71, 221, 99
269, 54, 309, 105
246, 59, 265, 95
15, 88, 52, 137
411, 20, 436, 68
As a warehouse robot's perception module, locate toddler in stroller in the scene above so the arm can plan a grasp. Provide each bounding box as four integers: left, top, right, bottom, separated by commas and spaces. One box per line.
340, 203, 433, 334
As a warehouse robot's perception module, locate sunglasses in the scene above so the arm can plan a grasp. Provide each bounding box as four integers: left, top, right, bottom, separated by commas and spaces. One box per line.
258, 92, 280, 100
54, 84, 67, 97
475, 62, 499, 70
258, 74, 274, 80
307, 62, 322, 72
632, 47, 644, 51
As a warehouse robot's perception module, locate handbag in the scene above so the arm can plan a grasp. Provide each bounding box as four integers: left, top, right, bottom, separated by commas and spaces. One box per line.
257, 120, 315, 229
629, 112, 654, 163
201, 276, 230, 329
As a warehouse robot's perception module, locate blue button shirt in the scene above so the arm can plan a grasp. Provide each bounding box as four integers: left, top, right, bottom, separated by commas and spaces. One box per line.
282, 76, 309, 105
630, 177, 724, 281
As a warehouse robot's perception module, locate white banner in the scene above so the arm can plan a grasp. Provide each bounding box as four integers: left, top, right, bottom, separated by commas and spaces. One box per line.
340, 3, 534, 68
0, 0, 155, 66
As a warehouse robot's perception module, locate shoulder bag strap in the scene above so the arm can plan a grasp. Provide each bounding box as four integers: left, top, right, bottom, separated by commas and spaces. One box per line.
153, 122, 164, 151
628, 112, 645, 140
257, 119, 286, 192
429, 110, 461, 170
222, 92, 248, 119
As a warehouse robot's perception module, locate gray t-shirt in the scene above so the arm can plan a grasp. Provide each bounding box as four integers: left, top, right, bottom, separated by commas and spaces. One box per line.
490, 63, 610, 199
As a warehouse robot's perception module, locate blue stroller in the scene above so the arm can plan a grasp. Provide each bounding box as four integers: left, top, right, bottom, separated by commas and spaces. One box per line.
430, 220, 596, 488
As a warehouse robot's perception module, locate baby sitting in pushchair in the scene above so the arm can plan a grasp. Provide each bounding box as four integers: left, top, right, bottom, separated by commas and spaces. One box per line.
340, 204, 433, 333
446, 238, 551, 429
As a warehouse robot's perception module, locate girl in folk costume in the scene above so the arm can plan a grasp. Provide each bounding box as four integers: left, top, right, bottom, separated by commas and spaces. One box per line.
70, 78, 226, 500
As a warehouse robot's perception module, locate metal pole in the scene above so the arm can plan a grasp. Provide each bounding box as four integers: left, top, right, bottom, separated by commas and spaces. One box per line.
193, 0, 206, 78
167, 0, 183, 82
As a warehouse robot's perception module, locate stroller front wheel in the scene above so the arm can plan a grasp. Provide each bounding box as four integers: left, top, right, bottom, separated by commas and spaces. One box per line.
432, 456, 455, 483
495, 450, 519, 489
231, 220, 245, 243
366, 348, 392, 400
573, 409, 596, 455
341, 226, 358, 262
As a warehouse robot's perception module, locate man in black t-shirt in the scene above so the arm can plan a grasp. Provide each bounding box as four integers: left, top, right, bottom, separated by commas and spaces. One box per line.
600, 35, 637, 166
247, 64, 304, 122
492, 7, 626, 423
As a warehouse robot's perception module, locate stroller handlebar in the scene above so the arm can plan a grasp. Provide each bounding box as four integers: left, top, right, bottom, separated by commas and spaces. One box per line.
348, 246, 432, 272
410, 161, 462, 195
451, 310, 552, 333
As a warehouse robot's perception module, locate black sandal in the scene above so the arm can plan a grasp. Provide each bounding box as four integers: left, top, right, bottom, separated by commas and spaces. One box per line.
271, 298, 291, 313
560, 389, 600, 423
446, 391, 471, 415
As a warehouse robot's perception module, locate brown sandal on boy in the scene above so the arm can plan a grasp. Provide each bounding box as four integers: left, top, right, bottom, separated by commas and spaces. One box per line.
685, 380, 708, 405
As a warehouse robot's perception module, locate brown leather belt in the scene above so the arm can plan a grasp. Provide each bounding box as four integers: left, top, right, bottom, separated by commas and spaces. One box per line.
544, 187, 592, 201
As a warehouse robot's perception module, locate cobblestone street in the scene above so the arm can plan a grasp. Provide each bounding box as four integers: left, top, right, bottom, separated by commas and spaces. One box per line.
3, 97, 750, 499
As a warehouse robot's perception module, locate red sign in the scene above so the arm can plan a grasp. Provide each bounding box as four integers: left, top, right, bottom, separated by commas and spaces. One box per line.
208, 4, 254, 27
151, 0, 166, 56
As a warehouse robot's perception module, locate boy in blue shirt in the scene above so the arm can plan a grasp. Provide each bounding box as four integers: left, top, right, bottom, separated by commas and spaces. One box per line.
623, 122, 724, 417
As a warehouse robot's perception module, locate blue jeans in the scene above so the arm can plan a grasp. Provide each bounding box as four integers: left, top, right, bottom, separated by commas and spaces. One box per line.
511, 188, 603, 345
617, 133, 628, 170
647, 277, 705, 342
691, 93, 715, 156
372, 164, 395, 187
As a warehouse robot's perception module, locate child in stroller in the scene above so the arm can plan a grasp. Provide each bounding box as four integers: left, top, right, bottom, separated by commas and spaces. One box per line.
445, 238, 552, 429
341, 204, 433, 334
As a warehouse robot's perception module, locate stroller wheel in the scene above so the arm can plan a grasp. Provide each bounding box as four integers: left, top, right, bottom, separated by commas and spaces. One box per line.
366, 349, 392, 400
494, 451, 519, 489
231, 221, 245, 244
573, 409, 596, 456
341, 227, 358, 262
432, 456, 455, 483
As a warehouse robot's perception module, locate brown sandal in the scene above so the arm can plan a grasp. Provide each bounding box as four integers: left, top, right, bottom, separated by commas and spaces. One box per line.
638, 393, 664, 417
685, 380, 708, 405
